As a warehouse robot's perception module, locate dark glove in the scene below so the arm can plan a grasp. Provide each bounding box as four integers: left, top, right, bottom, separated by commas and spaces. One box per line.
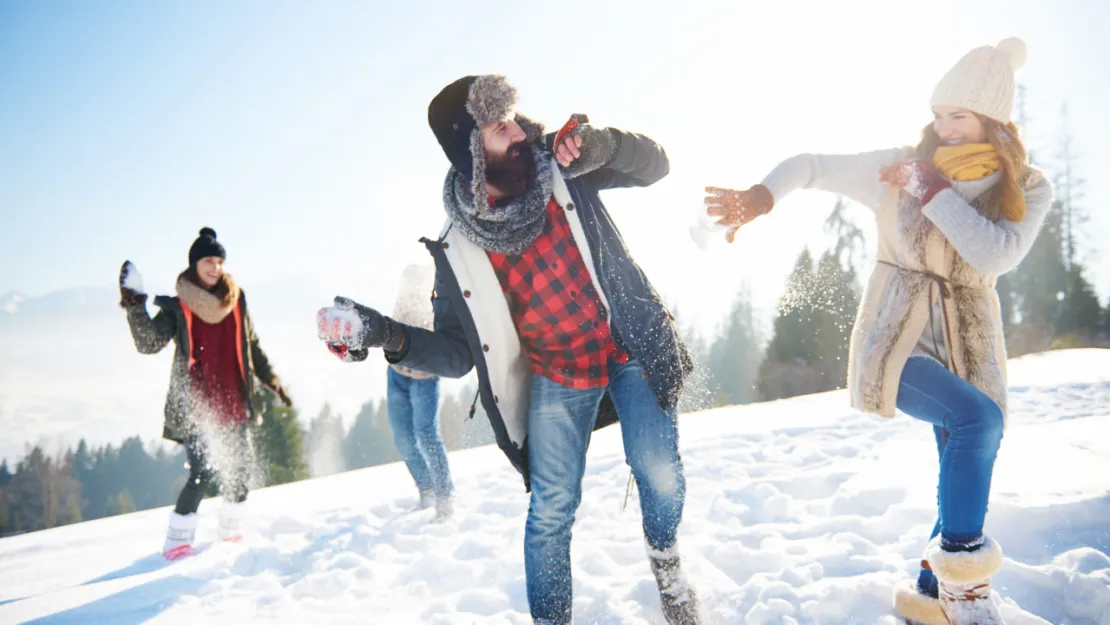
274, 384, 293, 407
551, 114, 619, 179
316, 296, 406, 355
119, 260, 147, 308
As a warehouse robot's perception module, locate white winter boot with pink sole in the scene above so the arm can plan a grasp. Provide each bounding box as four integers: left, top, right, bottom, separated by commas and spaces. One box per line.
217, 500, 248, 543
163, 511, 199, 560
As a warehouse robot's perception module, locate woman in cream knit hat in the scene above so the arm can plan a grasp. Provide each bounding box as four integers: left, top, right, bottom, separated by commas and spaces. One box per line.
704, 38, 1051, 625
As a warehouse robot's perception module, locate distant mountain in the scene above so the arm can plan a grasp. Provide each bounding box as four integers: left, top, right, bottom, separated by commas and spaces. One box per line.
0, 286, 117, 319
1, 291, 25, 314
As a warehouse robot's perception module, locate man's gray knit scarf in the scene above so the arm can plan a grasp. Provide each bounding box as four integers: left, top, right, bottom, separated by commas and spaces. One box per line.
443, 145, 554, 256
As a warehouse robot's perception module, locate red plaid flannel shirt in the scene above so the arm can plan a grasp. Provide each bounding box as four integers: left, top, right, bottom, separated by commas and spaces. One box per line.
487, 196, 628, 389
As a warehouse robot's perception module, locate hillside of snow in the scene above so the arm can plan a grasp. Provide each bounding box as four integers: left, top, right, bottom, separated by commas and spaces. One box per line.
1, 349, 1108, 624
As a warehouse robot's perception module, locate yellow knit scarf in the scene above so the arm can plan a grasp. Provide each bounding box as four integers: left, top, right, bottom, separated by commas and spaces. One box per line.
932, 143, 1001, 181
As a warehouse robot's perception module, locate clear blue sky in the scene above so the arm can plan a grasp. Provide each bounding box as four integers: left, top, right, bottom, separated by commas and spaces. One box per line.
2, 0, 1109, 333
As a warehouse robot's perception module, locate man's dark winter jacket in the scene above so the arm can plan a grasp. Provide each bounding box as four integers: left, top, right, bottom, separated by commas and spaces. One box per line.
387, 129, 692, 490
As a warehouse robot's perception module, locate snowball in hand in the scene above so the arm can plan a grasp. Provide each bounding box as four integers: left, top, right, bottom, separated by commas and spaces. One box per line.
316, 305, 364, 348
690, 213, 729, 252
122, 262, 145, 293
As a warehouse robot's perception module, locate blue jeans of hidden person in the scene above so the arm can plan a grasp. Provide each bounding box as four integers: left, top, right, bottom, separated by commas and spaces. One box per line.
387, 368, 453, 500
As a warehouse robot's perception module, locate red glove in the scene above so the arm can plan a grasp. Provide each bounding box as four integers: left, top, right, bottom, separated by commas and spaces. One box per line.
879, 160, 950, 204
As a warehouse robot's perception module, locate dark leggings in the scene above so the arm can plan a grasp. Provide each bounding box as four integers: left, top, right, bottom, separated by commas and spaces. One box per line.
174, 424, 252, 514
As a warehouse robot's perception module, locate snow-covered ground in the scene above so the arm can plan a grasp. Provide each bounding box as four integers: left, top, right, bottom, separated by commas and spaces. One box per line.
1, 349, 1108, 624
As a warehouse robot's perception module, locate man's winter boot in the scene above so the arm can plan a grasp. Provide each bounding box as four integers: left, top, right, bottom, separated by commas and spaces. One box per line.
647, 541, 701, 625
163, 511, 199, 560
924, 536, 1005, 625
217, 500, 248, 543
432, 495, 454, 522
418, 488, 435, 510
894, 578, 948, 625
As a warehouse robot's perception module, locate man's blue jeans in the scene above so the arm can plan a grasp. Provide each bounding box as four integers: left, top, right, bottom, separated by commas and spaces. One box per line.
896, 356, 1004, 596
524, 359, 686, 624
387, 368, 453, 499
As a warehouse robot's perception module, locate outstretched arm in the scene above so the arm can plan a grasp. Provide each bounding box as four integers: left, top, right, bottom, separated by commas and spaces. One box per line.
758, 148, 908, 210
317, 273, 474, 379
705, 148, 908, 241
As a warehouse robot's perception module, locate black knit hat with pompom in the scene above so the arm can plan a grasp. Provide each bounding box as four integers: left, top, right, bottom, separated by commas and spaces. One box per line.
188, 227, 226, 267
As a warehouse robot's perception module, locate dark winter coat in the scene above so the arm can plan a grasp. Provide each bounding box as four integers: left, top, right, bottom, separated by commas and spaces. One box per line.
386, 128, 691, 490
124, 291, 278, 443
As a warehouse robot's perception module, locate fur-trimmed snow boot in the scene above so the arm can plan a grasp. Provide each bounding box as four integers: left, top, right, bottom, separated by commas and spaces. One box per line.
163, 511, 199, 560
647, 540, 701, 625
216, 500, 248, 543
924, 536, 1005, 625
894, 578, 948, 625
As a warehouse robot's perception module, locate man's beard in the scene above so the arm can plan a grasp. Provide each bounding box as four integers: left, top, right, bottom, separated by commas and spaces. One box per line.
485, 142, 535, 200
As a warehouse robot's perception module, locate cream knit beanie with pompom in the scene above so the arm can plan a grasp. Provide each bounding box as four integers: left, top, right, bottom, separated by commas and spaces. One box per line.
931, 37, 1027, 123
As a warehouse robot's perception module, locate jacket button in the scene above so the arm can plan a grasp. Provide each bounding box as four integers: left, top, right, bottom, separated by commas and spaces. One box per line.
483, 344, 490, 352
494, 396, 499, 403
566, 202, 575, 211
463, 290, 471, 298
442, 242, 450, 249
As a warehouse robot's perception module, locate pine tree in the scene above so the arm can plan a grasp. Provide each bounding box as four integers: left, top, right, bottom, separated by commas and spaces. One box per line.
0, 484, 9, 534
116, 490, 137, 514
706, 291, 761, 407
1007, 202, 1068, 355
1055, 104, 1087, 274
253, 390, 308, 485
344, 400, 382, 470
669, 303, 714, 413
8, 446, 49, 531
437, 383, 464, 451
810, 252, 859, 390
1103, 296, 1110, 339
306, 403, 346, 477
343, 398, 402, 471
757, 249, 824, 401
372, 400, 400, 465
812, 199, 863, 389
1056, 265, 1103, 345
